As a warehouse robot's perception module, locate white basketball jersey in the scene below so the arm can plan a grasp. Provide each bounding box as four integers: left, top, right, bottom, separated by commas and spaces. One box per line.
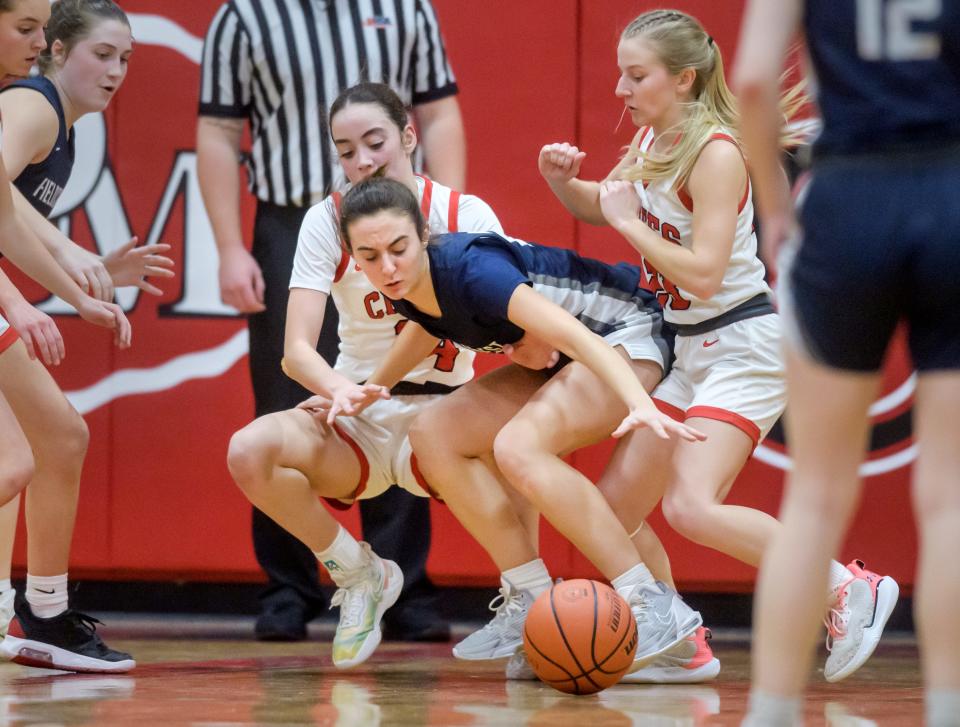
290, 176, 503, 385
632, 127, 770, 325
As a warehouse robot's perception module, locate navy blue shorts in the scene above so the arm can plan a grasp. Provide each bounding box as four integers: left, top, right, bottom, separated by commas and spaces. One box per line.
783, 151, 960, 372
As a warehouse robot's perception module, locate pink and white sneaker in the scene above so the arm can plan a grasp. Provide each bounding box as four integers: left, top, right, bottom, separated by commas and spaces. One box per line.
620, 626, 720, 684
824, 560, 899, 682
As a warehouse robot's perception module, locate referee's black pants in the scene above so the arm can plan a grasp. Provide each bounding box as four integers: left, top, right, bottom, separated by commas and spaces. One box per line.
248, 201, 435, 626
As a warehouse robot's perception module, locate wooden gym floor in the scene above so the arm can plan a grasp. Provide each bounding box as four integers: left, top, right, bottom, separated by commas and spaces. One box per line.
0, 622, 924, 725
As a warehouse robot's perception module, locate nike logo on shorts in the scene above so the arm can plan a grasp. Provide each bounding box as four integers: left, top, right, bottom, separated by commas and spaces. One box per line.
703, 339, 719, 348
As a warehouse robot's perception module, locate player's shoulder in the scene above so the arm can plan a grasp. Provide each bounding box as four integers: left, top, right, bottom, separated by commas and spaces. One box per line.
298, 196, 342, 247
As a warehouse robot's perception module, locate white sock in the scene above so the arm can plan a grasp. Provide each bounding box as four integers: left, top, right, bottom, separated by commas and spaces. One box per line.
501, 559, 551, 598
314, 526, 367, 581
743, 689, 802, 727
927, 689, 960, 727
0, 578, 12, 593
26, 573, 69, 618
828, 560, 855, 597
611, 562, 657, 601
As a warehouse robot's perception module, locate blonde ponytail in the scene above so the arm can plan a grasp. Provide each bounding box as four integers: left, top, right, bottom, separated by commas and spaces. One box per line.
618, 10, 805, 191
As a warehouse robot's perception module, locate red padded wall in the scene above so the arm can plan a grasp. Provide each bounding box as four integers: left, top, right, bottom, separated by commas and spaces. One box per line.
3, 1, 916, 592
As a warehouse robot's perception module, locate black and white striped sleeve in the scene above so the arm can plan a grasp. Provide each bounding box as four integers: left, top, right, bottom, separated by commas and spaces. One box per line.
410, 0, 459, 105
198, 3, 252, 118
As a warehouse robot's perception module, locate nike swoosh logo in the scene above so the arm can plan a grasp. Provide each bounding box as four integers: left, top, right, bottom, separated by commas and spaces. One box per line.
703, 339, 719, 348
34, 587, 55, 594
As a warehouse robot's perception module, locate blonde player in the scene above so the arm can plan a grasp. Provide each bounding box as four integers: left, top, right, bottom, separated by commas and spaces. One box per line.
227, 82, 508, 669
539, 9, 897, 683
334, 176, 709, 674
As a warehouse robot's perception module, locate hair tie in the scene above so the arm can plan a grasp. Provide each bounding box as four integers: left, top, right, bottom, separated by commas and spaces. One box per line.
707, 35, 715, 46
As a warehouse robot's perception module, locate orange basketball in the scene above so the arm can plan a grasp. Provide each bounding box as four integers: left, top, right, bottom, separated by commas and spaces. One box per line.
521, 579, 637, 695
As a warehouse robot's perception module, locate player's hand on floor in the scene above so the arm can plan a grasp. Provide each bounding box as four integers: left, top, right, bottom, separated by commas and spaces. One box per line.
612, 407, 707, 441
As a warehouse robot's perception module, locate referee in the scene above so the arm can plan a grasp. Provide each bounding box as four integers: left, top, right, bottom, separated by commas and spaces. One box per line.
196, 0, 466, 642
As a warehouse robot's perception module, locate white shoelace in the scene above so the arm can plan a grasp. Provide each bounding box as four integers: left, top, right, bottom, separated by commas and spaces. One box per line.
628, 585, 655, 624
483, 587, 525, 629
330, 549, 381, 630
824, 577, 854, 652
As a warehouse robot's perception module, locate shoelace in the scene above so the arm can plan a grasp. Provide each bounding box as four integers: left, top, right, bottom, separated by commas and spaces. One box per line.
329, 545, 382, 630
824, 576, 855, 651
482, 587, 525, 630
628, 586, 655, 624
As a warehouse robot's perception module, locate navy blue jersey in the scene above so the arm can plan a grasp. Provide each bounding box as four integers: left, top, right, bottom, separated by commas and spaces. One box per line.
0, 77, 75, 217
804, 0, 960, 156
390, 233, 662, 354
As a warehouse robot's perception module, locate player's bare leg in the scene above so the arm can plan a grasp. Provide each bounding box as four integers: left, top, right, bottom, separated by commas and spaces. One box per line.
599, 429, 675, 586
229, 409, 400, 668
228, 409, 361, 551
746, 350, 877, 724
912, 372, 960, 724
493, 353, 701, 663
409, 364, 546, 571
0, 341, 133, 672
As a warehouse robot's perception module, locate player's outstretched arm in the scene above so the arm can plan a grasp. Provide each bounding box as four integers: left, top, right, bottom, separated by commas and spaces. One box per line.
367, 320, 442, 391
505, 284, 705, 442
282, 287, 357, 398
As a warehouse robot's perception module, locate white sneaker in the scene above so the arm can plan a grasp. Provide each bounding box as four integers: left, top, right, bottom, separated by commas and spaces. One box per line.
824, 560, 899, 682
453, 585, 535, 660
0, 589, 14, 640
329, 543, 403, 669
505, 646, 537, 680
624, 581, 703, 671
620, 626, 720, 684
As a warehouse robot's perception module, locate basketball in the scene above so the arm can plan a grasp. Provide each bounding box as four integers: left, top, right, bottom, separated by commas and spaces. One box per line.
521, 579, 638, 695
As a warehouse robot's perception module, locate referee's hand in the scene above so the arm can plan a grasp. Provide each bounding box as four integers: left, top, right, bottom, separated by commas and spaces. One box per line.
219, 247, 266, 313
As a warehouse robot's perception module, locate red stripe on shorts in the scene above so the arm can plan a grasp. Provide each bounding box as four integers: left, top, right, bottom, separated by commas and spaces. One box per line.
409, 452, 444, 503
686, 405, 761, 447
0, 326, 19, 356
653, 398, 686, 422
321, 422, 370, 510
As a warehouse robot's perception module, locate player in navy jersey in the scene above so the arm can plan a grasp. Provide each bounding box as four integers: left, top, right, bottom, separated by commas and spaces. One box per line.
229, 83, 507, 668
736, 1, 960, 725
331, 176, 714, 674
0, 0, 173, 674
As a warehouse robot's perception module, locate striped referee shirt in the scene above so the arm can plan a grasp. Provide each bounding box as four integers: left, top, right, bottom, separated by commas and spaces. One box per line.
198, 0, 458, 207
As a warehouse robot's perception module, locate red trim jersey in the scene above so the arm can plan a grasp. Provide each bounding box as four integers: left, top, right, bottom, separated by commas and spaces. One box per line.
632, 127, 770, 325
289, 176, 503, 385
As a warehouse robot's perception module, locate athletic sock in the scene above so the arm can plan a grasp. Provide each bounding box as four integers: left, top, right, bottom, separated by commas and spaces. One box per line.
501, 558, 551, 598
611, 562, 658, 601
742, 689, 803, 727
927, 689, 960, 727
25, 573, 69, 618
0, 578, 11, 593
314, 526, 368, 581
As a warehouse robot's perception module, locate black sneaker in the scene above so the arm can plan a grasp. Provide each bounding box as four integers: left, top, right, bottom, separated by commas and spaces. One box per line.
0, 593, 135, 673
